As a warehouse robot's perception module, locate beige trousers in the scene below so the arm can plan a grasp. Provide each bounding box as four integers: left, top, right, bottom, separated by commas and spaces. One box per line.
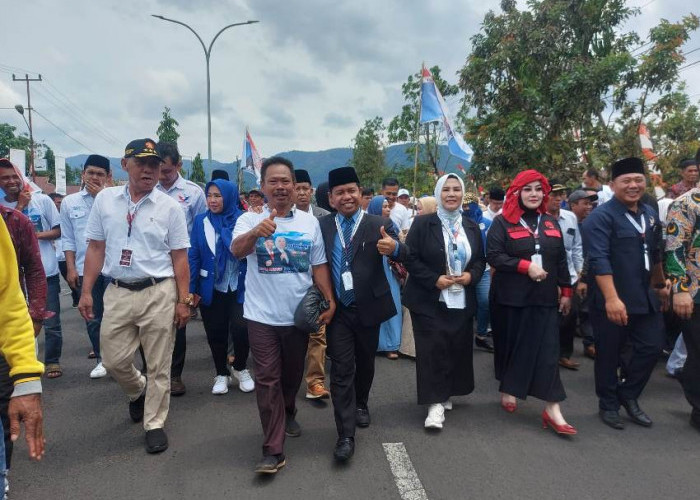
305, 324, 327, 389
101, 278, 176, 430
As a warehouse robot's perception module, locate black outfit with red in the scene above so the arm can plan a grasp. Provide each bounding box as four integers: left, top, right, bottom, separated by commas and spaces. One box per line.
487, 211, 573, 402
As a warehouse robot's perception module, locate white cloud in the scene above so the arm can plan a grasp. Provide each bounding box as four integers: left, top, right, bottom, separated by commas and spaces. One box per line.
0, 0, 697, 161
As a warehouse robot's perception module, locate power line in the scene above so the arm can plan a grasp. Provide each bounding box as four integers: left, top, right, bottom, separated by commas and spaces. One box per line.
32, 108, 96, 153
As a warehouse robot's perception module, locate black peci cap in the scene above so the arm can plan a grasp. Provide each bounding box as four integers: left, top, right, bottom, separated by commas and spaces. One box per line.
328, 167, 360, 190
295, 169, 312, 185
84, 154, 111, 172
611, 157, 644, 180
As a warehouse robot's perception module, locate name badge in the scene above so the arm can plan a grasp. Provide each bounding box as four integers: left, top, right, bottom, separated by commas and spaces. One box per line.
531, 254, 543, 268
342, 271, 354, 291
119, 248, 133, 267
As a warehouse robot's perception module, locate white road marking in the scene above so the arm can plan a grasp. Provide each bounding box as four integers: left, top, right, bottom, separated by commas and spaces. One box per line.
383, 442, 429, 500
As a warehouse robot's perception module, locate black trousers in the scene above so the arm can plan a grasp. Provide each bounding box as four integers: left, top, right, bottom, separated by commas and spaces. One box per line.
58, 260, 80, 305
590, 308, 664, 411
0, 357, 12, 469
200, 290, 249, 375
678, 309, 700, 418
327, 304, 380, 438
559, 306, 577, 359
171, 326, 186, 378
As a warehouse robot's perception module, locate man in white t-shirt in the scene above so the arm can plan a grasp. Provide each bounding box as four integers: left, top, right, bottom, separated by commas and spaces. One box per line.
0, 159, 63, 378
381, 178, 410, 232
233, 156, 335, 474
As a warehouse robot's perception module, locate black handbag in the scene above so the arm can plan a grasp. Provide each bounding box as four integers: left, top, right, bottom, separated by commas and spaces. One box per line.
294, 285, 330, 333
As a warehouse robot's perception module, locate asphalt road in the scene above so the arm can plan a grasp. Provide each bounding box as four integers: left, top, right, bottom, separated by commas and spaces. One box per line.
9, 290, 700, 500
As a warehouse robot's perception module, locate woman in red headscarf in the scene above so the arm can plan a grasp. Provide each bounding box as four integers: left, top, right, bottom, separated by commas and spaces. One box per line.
486, 169, 576, 435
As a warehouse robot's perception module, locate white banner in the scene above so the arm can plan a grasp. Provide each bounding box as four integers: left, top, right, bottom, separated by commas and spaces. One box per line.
34, 158, 47, 172
55, 156, 66, 195
9, 148, 26, 175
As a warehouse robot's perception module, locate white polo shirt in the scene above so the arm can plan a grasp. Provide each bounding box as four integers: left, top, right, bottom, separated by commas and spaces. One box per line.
157, 174, 206, 235
1, 192, 60, 278
233, 207, 326, 326
85, 185, 190, 281
60, 189, 95, 275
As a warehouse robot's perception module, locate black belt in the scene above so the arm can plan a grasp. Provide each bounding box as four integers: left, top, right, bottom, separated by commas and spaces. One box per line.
111, 277, 167, 291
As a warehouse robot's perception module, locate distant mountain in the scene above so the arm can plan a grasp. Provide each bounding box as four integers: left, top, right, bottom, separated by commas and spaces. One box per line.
66, 144, 468, 189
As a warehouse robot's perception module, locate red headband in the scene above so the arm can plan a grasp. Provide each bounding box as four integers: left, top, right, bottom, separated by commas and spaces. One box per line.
502, 169, 551, 224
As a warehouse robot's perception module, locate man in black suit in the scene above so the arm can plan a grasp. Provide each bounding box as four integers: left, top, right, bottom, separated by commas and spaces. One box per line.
319, 167, 408, 462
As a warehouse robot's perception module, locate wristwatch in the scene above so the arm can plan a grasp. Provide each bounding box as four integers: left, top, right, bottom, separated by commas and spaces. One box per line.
178, 294, 195, 306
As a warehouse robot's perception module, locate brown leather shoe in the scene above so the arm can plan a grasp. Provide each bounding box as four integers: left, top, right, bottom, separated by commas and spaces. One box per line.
584, 345, 596, 359
305, 383, 330, 399
558, 357, 580, 370
170, 376, 186, 396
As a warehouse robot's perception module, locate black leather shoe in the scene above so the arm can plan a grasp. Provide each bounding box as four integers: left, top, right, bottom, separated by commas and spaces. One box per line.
145, 428, 168, 453
355, 407, 371, 428
475, 336, 495, 352
170, 376, 186, 396
255, 454, 286, 474
599, 410, 625, 430
129, 393, 145, 423
285, 414, 301, 437
333, 437, 355, 462
619, 399, 653, 427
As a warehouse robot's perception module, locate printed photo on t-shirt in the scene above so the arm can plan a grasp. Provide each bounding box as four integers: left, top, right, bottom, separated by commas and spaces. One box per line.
256, 231, 311, 274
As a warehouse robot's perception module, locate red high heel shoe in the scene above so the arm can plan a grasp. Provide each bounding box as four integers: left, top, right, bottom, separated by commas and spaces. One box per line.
541, 410, 577, 435
501, 399, 517, 413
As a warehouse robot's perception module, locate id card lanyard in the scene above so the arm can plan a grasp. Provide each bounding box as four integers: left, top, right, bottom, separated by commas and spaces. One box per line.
519, 215, 542, 268
440, 219, 463, 276
335, 210, 365, 290
624, 212, 650, 271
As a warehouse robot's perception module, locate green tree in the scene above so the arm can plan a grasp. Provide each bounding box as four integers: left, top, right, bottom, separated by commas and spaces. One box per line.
0, 123, 31, 160
350, 117, 387, 189
189, 153, 205, 183
458, 0, 698, 184
157, 106, 180, 143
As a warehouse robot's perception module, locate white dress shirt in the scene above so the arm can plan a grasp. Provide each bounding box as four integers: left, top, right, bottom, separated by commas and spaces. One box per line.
157, 174, 207, 235
85, 185, 190, 281
553, 208, 583, 285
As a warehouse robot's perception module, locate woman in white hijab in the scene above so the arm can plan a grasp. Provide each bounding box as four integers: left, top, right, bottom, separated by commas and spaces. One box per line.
402, 174, 486, 429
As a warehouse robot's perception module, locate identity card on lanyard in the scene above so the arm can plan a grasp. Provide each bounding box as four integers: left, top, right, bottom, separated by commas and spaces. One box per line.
335, 211, 364, 291
519, 215, 543, 268
120, 193, 147, 267
624, 212, 650, 271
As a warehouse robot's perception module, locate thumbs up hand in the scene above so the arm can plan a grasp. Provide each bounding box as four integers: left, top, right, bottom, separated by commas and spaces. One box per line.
255, 209, 277, 238
377, 224, 398, 256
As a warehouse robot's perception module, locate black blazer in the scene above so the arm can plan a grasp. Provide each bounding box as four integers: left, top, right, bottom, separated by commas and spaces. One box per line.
319, 212, 408, 327
402, 213, 485, 318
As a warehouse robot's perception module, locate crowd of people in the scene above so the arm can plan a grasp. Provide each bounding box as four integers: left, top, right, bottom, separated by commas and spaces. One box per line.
0, 140, 698, 485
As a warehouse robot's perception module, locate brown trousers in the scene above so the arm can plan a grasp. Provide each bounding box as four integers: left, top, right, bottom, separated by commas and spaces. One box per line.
305, 324, 327, 389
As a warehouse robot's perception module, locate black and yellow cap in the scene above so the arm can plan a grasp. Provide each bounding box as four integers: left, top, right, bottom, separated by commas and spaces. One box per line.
124, 138, 162, 160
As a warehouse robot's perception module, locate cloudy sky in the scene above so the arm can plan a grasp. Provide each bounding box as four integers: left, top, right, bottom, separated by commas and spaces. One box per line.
1, 0, 698, 162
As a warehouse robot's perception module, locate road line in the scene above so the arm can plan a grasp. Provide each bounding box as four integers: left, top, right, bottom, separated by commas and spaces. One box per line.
382, 442, 429, 500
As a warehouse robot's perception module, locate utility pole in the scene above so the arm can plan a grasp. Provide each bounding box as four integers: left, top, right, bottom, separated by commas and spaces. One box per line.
12, 73, 42, 180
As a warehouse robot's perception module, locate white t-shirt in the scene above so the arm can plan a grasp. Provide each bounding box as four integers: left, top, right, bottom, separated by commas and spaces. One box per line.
390, 203, 411, 231
1, 192, 60, 277
233, 207, 327, 326
85, 185, 190, 281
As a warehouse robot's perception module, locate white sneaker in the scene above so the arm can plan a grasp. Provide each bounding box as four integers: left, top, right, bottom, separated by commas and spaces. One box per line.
233, 369, 255, 393
90, 362, 107, 379
212, 375, 230, 395
424, 403, 445, 429
442, 399, 453, 411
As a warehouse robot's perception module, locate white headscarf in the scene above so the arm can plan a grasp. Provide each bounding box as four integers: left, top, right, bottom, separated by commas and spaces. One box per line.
434, 174, 465, 227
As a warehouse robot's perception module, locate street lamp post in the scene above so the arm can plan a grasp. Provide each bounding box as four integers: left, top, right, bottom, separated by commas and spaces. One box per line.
152, 15, 259, 166
14, 104, 35, 181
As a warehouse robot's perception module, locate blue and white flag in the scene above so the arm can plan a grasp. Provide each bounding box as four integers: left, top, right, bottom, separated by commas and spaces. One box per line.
419, 66, 473, 163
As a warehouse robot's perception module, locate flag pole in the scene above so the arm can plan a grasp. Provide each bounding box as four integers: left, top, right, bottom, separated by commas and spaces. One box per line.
412, 63, 424, 216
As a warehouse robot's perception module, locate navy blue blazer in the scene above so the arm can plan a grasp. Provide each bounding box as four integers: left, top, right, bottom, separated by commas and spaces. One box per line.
188, 213, 246, 307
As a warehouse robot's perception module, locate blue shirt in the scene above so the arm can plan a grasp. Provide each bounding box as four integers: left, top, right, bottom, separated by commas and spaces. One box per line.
582, 196, 662, 314
331, 210, 399, 300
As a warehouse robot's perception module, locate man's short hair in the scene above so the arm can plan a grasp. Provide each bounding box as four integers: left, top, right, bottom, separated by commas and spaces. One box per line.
261, 156, 295, 182
382, 177, 399, 188
48, 192, 64, 201
361, 187, 374, 197
156, 142, 181, 164
584, 168, 600, 180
